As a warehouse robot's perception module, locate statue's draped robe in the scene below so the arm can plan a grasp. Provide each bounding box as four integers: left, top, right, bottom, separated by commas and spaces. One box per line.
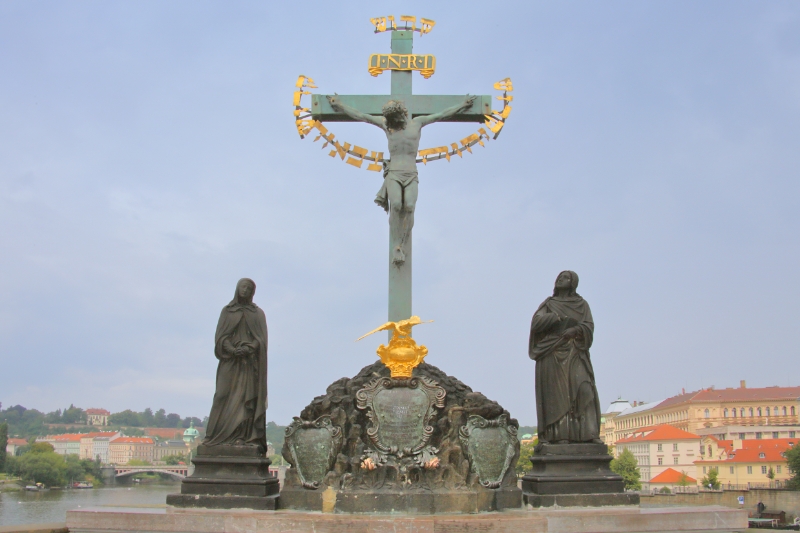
529, 285, 601, 443
203, 300, 268, 449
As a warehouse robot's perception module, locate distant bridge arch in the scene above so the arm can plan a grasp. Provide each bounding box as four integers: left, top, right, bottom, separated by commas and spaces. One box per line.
114, 466, 190, 480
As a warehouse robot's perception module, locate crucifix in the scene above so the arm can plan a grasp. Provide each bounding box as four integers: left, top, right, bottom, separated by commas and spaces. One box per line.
300, 17, 507, 329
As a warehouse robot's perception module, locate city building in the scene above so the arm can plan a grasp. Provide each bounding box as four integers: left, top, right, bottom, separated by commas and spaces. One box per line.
695, 437, 796, 488
49, 434, 83, 456
606, 382, 800, 446
144, 428, 185, 440
79, 432, 119, 460
648, 468, 697, 493
615, 424, 702, 485
5, 437, 28, 456
92, 436, 114, 464
601, 398, 632, 445
108, 437, 155, 464
694, 424, 799, 442
154, 440, 189, 463
85, 408, 110, 426
183, 422, 199, 444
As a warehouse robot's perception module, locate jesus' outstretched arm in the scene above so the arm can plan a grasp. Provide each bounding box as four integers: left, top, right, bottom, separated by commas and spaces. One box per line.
415, 95, 477, 127
326, 95, 385, 129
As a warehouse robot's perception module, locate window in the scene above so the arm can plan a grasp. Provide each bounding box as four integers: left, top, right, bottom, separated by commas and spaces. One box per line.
673, 443, 679, 452
657, 444, 663, 452
674, 457, 679, 465
773, 432, 779, 439
750, 407, 754, 417
756, 432, 762, 439
766, 407, 771, 417
703, 466, 707, 474
759, 453, 766, 458
700, 445, 705, 455
777, 466, 782, 473
761, 466, 767, 474
757, 407, 762, 417
708, 445, 712, 455
724, 408, 728, 417
790, 432, 796, 438
704, 409, 710, 418
792, 406, 796, 416
730, 466, 734, 474
658, 458, 663, 465
783, 406, 788, 416
739, 433, 746, 440
747, 466, 753, 474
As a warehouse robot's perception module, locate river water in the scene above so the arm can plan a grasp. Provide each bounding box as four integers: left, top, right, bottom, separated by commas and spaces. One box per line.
0, 483, 178, 527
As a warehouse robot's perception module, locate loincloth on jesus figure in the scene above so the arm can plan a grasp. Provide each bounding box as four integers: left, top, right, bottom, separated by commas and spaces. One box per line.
374, 169, 419, 212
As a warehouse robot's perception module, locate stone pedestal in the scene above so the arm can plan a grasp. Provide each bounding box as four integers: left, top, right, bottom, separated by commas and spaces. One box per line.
279, 486, 522, 514
521, 443, 638, 507
166, 444, 279, 510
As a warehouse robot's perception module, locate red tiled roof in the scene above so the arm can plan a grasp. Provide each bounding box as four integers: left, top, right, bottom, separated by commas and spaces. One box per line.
111, 437, 154, 444
86, 408, 110, 415
696, 440, 796, 464
53, 434, 84, 442
80, 432, 117, 439
692, 387, 800, 402
144, 428, 185, 439
7, 438, 28, 446
650, 468, 697, 484
617, 424, 701, 443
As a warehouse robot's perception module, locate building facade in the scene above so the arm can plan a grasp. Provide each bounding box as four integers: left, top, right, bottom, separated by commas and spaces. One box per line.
5, 438, 28, 456
695, 437, 797, 488
85, 408, 110, 426
79, 432, 119, 460
108, 437, 155, 464
615, 424, 702, 485
153, 440, 189, 462
606, 383, 800, 446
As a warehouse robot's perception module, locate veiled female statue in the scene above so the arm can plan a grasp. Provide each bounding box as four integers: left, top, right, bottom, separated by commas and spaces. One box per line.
529, 271, 602, 444
203, 278, 268, 450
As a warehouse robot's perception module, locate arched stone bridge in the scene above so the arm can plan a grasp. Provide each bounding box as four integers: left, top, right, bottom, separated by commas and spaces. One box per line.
113, 465, 190, 480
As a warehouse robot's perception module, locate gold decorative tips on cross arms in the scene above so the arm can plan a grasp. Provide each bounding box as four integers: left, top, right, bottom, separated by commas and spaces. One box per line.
293, 75, 318, 138
370, 16, 435, 34
357, 316, 433, 379
368, 54, 436, 78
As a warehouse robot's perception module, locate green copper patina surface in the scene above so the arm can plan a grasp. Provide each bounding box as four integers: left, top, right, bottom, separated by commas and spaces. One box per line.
312, 30, 489, 328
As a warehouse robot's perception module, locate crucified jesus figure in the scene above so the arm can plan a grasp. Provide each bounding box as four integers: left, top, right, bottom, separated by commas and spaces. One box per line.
327, 94, 477, 265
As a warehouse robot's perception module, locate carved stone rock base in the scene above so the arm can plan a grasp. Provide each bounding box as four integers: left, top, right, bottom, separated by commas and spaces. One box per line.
278, 486, 521, 514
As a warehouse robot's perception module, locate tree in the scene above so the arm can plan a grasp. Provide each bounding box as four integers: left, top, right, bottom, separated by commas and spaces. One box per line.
0, 422, 8, 471
62, 404, 85, 424
163, 454, 186, 465
678, 470, 690, 487
610, 448, 642, 491
18, 448, 66, 486
154, 409, 167, 428
515, 439, 537, 475
659, 486, 672, 494
127, 459, 152, 466
767, 466, 775, 480
64, 454, 86, 483
701, 467, 720, 490
785, 445, 800, 489
165, 413, 182, 428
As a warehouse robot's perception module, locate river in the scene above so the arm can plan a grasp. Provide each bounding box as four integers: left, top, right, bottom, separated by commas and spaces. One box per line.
0, 483, 179, 527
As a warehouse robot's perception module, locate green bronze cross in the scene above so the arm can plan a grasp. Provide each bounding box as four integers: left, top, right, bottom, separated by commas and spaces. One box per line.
310, 28, 491, 330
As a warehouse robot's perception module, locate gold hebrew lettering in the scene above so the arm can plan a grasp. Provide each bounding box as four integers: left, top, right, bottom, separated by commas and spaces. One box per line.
400, 15, 416, 30
345, 157, 364, 168
420, 18, 435, 34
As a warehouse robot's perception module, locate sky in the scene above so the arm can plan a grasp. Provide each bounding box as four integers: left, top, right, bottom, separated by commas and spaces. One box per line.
1, 1, 799, 427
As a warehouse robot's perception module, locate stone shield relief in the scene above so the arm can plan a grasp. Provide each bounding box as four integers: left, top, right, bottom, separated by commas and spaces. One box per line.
355, 376, 445, 465
284, 415, 343, 489
459, 414, 517, 488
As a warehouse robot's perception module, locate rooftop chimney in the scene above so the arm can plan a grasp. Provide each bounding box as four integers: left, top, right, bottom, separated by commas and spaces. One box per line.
740, 380, 746, 389
633, 401, 637, 407
682, 388, 685, 394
